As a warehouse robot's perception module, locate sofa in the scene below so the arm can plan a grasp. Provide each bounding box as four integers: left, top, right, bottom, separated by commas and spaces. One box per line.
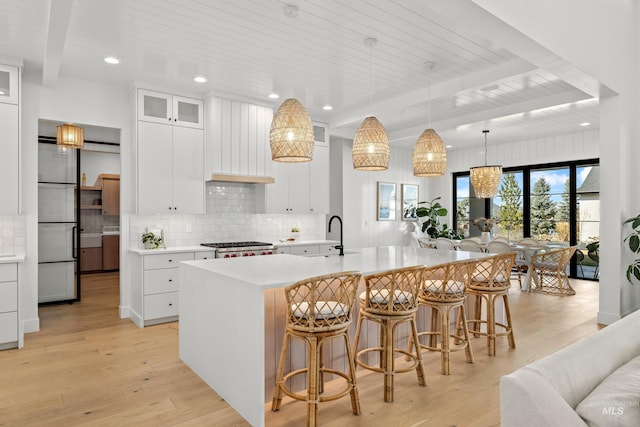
500, 308, 640, 426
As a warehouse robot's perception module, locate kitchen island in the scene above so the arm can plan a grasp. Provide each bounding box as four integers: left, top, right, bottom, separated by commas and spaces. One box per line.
179, 246, 490, 427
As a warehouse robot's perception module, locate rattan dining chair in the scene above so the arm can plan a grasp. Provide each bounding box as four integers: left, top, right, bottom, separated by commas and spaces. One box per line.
466, 252, 517, 356
272, 271, 363, 426
435, 237, 457, 250
529, 246, 577, 296
410, 259, 477, 375
353, 266, 426, 402
459, 239, 484, 253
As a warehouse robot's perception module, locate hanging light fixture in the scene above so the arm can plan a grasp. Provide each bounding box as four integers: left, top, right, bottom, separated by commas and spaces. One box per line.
413, 61, 446, 176
269, 4, 314, 163
56, 123, 84, 149
352, 37, 389, 171
470, 130, 502, 198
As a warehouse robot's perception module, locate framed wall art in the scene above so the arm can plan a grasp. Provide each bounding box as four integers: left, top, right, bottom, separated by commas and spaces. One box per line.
377, 182, 397, 221
401, 184, 419, 221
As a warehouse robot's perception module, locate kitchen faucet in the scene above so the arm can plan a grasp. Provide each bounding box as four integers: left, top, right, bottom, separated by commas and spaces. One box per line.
328, 215, 344, 256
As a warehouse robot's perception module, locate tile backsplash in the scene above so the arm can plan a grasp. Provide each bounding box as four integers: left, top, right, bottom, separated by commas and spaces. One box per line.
0, 215, 26, 256
130, 182, 326, 247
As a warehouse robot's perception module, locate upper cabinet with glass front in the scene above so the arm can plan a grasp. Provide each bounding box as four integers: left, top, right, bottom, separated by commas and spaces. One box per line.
137, 89, 203, 129
0, 64, 19, 105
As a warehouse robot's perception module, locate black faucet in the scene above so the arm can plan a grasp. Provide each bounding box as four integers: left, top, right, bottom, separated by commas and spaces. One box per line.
328, 215, 344, 256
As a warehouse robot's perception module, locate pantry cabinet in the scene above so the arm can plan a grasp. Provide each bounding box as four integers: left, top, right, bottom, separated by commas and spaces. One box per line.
0, 64, 20, 215
138, 89, 203, 129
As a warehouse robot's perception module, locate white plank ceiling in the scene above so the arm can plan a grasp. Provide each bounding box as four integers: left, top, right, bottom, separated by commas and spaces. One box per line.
0, 0, 601, 150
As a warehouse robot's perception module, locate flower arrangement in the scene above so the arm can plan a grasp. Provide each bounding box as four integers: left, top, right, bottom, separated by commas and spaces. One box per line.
473, 217, 498, 232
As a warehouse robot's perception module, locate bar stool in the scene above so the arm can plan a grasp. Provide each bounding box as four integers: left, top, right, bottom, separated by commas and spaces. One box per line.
353, 266, 426, 402
271, 271, 362, 427
466, 252, 517, 356
410, 259, 477, 375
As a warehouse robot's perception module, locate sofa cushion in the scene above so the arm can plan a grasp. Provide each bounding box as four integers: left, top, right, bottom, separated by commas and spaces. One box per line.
575, 355, 640, 426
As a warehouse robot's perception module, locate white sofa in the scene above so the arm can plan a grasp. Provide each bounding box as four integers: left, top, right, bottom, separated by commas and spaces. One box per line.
500, 308, 640, 426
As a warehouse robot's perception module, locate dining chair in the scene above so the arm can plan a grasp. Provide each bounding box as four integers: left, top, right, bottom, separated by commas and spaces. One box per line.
353, 266, 426, 402
435, 237, 457, 251
459, 239, 484, 253
517, 237, 540, 245
272, 271, 363, 426
487, 241, 524, 286
466, 236, 482, 243
492, 236, 510, 243
529, 246, 578, 296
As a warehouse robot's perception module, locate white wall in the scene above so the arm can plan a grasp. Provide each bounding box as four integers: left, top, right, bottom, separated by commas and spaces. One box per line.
474, 0, 640, 323
21, 76, 131, 332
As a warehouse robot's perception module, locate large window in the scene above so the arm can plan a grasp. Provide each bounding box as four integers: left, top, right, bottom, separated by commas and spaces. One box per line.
453, 159, 599, 280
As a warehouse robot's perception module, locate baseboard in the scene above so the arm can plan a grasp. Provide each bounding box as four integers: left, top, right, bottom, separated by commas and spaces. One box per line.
23, 317, 40, 334
127, 307, 144, 328
119, 305, 130, 319
597, 311, 622, 325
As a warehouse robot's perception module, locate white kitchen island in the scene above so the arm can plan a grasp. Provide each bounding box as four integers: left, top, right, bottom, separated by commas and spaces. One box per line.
179, 246, 490, 427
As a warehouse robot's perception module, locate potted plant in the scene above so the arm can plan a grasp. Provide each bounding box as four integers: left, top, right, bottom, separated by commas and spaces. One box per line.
416, 197, 463, 240
142, 231, 165, 249
290, 226, 300, 240
624, 213, 640, 283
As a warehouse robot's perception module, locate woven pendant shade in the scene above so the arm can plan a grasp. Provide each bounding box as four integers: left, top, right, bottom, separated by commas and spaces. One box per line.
470, 165, 502, 198
412, 128, 446, 176
269, 98, 314, 162
352, 116, 390, 171
56, 123, 84, 149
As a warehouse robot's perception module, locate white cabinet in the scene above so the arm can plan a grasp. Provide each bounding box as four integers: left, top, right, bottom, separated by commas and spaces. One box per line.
0, 263, 18, 349
131, 252, 195, 326
277, 243, 338, 257
264, 145, 329, 214
0, 102, 19, 215
0, 64, 19, 105
138, 89, 203, 129
205, 96, 273, 177
138, 121, 204, 214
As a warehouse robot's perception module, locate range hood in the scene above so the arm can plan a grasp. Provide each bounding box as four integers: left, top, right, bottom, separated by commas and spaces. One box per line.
209, 173, 275, 184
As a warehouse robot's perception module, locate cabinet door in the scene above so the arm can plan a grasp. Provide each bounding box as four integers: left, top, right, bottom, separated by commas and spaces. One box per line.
173, 96, 203, 129
0, 64, 19, 105
313, 122, 329, 147
172, 126, 204, 214
267, 161, 291, 213
102, 235, 120, 271
138, 121, 174, 213
287, 162, 310, 213
101, 178, 120, 215
138, 89, 172, 124
0, 103, 18, 214
309, 145, 330, 214
80, 247, 103, 272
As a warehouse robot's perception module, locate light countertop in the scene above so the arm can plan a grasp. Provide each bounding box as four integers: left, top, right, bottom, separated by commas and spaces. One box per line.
273, 239, 339, 246
128, 246, 216, 255
0, 254, 25, 264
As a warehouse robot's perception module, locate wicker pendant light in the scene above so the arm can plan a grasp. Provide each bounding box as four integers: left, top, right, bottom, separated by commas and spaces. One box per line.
269, 4, 314, 163
413, 61, 446, 176
56, 123, 84, 149
352, 37, 389, 171
470, 130, 502, 198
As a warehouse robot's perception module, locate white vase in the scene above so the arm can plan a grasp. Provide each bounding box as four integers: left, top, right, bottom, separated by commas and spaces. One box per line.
481, 232, 491, 244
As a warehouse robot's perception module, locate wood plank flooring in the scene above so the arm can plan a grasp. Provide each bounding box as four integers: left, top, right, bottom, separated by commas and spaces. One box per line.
0, 273, 600, 426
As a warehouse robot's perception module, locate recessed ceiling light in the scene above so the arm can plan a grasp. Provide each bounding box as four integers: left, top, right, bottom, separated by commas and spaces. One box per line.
446, 145, 453, 148
322, 105, 333, 111
268, 93, 279, 99
104, 56, 120, 65
580, 122, 590, 127
194, 76, 207, 83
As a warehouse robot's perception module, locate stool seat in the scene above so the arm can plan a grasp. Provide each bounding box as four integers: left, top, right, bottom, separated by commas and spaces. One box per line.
353, 266, 426, 402
272, 271, 362, 427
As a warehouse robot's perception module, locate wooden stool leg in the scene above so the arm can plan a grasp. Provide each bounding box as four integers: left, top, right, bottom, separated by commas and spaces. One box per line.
429, 308, 438, 348
487, 294, 496, 357
472, 294, 482, 337
409, 316, 426, 386
383, 320, 394, 402
343, 332, 361, 415
440, 306, 450, 375
306, 336, 319, 427
503, 294, 516, 349
459, 306, 474, 364
272, 332, 290, 411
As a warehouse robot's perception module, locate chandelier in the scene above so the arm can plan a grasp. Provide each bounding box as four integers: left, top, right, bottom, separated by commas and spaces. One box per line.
56, 123, 84, 149
413, 61, 446, 176
470, 130, 502, 198
352, 37, 389, 171
269, 4, 314, 163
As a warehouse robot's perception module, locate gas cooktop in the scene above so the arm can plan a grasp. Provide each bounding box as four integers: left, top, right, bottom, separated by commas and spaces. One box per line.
200, 241, 274, 249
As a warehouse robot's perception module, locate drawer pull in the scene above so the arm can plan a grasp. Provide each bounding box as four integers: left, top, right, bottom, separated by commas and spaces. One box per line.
169, 303, 173, 306
168, 279, 173, 282
168, 259, 173, 262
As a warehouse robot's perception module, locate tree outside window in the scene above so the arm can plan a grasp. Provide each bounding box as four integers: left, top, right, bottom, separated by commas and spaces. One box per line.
531, 177, 557, 239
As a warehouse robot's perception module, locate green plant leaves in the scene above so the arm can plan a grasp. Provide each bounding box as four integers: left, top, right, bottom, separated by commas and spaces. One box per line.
624, 213, 640, 284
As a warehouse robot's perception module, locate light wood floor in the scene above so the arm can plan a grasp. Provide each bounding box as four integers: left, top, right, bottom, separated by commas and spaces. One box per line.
0, 273, 600, 426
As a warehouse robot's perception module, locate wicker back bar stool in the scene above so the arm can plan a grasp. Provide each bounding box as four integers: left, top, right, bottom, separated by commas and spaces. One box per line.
352, 266, 426, 402
466, 252, 517, 356
530, 246, 577, 296
271, 271, 362, 427
409, 259, 477, 375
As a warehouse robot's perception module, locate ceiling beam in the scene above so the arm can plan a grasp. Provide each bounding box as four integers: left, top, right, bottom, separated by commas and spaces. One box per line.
329, 58, 537, 129
384, 88, 592, 144
42, 0, 74, 87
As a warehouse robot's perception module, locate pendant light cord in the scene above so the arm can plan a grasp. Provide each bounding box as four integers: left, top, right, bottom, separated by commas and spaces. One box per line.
483, 130, 489, 166
290, 10, 294, 97
427, 66, 431, 128
369, 41, 373, 116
